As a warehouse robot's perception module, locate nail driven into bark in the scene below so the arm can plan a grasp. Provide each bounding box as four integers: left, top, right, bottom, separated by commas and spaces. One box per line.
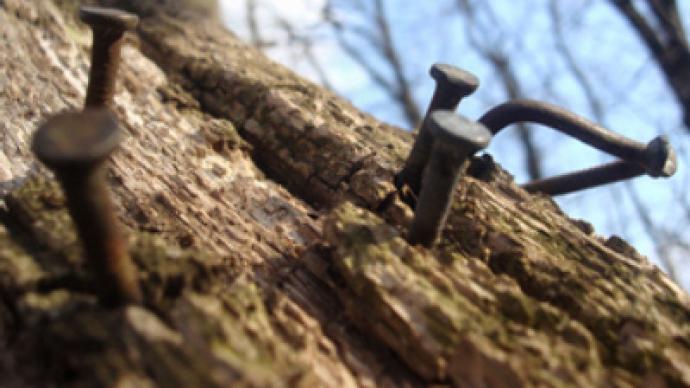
396, 64, 479, 197
478, 99, 677, 171
522, 136, 677, 195
32, 110, 142, 306
79, 6, 139, 108
408, 111, 492, 247
522, 160, 644, 196
477, 99, 677, 195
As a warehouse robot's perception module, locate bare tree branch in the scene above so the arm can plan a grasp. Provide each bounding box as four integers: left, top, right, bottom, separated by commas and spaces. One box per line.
245, 0, 273, 49
549, 1, 606, 121
323, 0, 422, 128
487, 52, 544, 180
274, 17, 334, 90
609, 0, 690, 129
457, 0, 543, 180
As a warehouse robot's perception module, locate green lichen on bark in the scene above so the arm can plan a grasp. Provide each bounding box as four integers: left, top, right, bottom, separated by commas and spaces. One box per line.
1, 0, 689, 386
0, 174, 343, 386
324, 202, 605, 386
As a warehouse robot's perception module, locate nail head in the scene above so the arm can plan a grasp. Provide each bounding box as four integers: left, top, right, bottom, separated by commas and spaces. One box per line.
430, 64, 479, 96
33, 109, 121, 169
644, 135, 677, 177
428, 111, 492, 152
80, 6, 139, 31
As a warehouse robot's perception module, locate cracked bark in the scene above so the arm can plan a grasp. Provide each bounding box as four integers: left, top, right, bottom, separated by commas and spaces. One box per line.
0, 1, 688, 386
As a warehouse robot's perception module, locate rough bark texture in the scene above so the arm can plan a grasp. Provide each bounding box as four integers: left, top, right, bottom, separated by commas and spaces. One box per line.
0, 1, 689, 387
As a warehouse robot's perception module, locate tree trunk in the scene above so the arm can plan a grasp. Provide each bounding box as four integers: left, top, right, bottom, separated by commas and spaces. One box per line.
0, 1, 688, 386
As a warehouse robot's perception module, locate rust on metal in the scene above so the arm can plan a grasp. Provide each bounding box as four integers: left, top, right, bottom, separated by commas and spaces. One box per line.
33, 109, 142, 306
478, 99, 677, 195
521, 160, 644, 196
80, 6, 139, 108
396, 64, 480, 199
408, 110, 492, 247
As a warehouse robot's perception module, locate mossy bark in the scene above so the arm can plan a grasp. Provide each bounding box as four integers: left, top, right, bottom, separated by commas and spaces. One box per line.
0, 0, 688, 386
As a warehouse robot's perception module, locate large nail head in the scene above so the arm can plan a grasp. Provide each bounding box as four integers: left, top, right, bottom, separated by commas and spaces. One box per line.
79, 6, 139, 31
430, 64, 480, 97
428, 110, 492, 153
33, 109, 121, 170
644, 135, 677, 177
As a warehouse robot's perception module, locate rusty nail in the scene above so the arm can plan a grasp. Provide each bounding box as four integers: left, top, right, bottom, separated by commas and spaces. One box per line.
32, 109, 142, 306
478, 99, 677, 194
522, 136, 676, 195
408, 110, 492, 247
521, 160, 644, 195
80, 6, 139, 108
396, 64, 479, 197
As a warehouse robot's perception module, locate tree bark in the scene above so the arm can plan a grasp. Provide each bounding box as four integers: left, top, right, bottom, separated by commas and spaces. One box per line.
0, 1, 688, 386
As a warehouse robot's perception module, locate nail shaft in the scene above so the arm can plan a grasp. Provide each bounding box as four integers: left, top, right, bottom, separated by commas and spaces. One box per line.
59, 167, 142, 305
408, 111, 491, 247
84, 29, 125, 108
522, 160, 645, 195
408, 144, 470, 246
479, 99, 647, 161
